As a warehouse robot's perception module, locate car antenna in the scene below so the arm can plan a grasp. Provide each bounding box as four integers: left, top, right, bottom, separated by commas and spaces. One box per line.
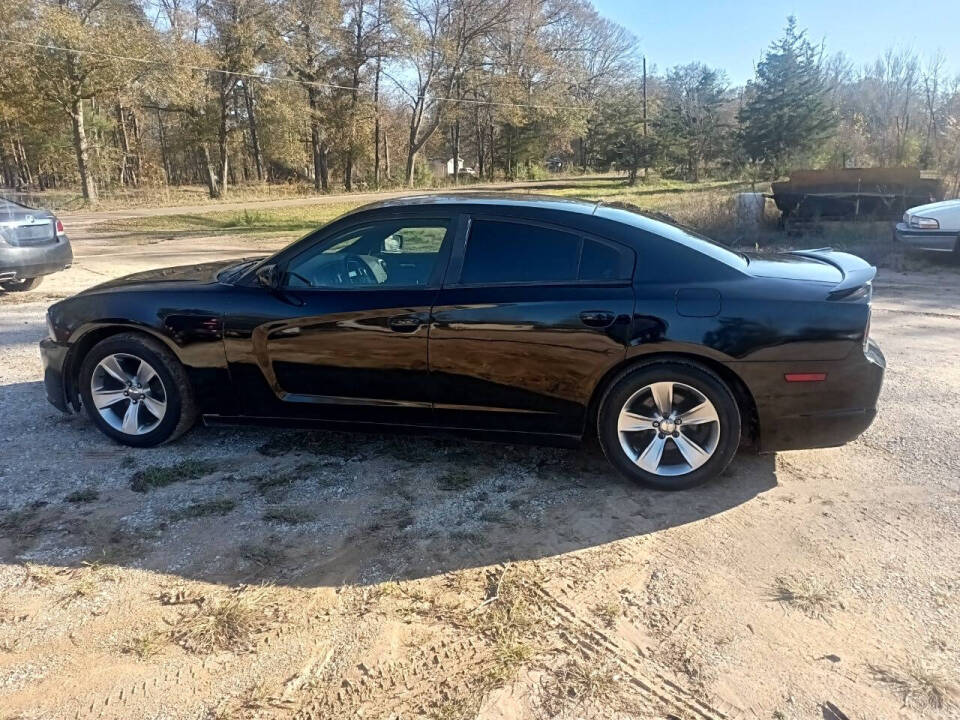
592, 200, 603, 215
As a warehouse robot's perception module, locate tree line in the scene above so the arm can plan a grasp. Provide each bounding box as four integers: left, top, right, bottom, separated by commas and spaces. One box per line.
1, 3, 959, 204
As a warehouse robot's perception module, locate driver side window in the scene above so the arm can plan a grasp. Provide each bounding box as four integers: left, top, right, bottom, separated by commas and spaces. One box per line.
284, 220, 450, 289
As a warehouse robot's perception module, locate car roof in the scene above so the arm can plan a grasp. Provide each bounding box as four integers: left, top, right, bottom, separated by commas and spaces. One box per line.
349, 191, 682, 235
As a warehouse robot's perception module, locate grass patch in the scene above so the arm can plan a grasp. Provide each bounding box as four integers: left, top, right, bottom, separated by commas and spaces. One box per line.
65, 487, 99, 503
593, 600, 622, 628
169, 585, 277, 654
121, 631, 167, 660
870, 661, 960, 710
247, 462, 317, 494
168, 497, 237, 521
93, 203, 358, 237
770, 574, 842, 619
131, 459, 216, 492
262, 505, 314, 524
436, 469, 476, 491
536, 657, 628, 716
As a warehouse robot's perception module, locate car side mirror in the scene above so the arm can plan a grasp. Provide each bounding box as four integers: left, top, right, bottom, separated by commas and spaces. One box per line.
383, 233, 404, 253
255, 263, 279, 289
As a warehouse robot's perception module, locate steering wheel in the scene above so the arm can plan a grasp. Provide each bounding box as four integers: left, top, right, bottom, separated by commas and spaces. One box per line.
343, 254, 378, 285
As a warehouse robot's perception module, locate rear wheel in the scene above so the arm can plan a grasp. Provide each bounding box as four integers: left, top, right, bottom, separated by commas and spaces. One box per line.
78, 333, 197, 447
1, 276, 43, 291
597, 361, 741, 490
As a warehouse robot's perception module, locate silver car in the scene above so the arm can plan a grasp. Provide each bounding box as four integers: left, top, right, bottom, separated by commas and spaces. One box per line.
895, 198, 960, 253
0, 197, 73, 291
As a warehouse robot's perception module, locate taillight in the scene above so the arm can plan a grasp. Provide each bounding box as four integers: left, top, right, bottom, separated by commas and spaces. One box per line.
56, 219, 65, 236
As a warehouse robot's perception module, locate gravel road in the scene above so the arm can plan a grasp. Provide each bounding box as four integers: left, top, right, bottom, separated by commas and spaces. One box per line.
0, 228, 958, 719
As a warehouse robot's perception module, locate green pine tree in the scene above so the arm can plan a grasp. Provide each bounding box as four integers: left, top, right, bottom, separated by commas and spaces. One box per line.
738, 16, 837, 176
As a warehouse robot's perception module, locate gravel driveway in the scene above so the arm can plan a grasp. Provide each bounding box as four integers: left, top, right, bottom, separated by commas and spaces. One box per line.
1, 234, 958, 719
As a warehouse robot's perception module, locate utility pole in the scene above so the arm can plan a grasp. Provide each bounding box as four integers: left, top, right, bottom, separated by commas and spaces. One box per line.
642, 55, 648, 181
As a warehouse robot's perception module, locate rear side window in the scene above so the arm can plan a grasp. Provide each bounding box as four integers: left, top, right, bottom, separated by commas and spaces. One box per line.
461, 220, 579, 284
460, 219, 633, 285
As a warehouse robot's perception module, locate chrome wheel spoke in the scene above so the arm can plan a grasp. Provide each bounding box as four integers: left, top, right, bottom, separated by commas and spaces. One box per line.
141, 394, 166, 419
649, 382, 674, 416
121, 401, 140, 434
91, 353, 167, 436
92, 388, 127, 410
636, 434, 667, 473
99, 355, 130, 384
679, 401, 719, 426
618, 411, 658, 433
135, 360, 157, 385
617, 380, 722, 478
674, 433, 711, 470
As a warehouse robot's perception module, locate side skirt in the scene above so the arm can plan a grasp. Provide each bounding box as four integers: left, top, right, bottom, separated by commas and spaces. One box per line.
201, 414, 583, 449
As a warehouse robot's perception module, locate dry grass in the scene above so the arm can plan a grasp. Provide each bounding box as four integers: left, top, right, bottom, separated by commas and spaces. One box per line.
120, 631, 167, 660
770, 574, 842, 619
870, 660, 960, 710
593, 600, 622, 628
536, 656, 628, 717
20, 563, 57, 587
169, 585, 278, 654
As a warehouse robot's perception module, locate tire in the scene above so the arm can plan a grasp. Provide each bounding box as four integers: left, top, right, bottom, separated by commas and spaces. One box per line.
597, 360, 741, 490
1, 276, 43, 291
78, 332, 197, 447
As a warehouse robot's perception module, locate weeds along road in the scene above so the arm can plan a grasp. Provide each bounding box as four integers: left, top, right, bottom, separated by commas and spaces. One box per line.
0, 223, 959, 718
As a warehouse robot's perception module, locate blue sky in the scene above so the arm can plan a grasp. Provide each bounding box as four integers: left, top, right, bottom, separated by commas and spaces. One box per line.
591, 0, 960, 84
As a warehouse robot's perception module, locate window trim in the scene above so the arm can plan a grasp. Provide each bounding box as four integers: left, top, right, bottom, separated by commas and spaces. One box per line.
445, 214, 635, 289
277, 214, 457, 292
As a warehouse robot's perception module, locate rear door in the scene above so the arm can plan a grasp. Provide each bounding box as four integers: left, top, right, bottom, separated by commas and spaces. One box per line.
429, 216, 635, 436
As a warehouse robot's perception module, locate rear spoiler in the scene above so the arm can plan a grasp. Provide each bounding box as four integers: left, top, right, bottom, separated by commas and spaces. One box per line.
785, 247, 876, 299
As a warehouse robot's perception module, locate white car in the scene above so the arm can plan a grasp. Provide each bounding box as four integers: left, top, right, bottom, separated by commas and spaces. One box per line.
895, 198, 960, 253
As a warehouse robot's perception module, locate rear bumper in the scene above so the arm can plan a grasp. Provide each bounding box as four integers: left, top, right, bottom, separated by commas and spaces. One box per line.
39, 337, 72, 412
894, 223, 957, 252
0, 238, 73, 281
735, 340, 886, 453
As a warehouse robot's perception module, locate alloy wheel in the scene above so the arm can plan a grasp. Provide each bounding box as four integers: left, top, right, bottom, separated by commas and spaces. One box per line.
617, 381, 721, 477
89, 353, 167, 435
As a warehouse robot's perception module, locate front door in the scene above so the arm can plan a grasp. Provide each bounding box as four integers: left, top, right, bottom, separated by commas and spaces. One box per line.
429, 217, 635, 436
224, 217, 453, 426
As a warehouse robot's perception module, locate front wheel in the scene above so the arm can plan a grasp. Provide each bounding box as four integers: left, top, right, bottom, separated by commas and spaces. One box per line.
78, 333, 197, 447
597, 361, 741, 490
1, 276, 43, 291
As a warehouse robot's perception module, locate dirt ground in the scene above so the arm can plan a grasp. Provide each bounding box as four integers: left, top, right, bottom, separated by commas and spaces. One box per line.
1, 200, 958, 719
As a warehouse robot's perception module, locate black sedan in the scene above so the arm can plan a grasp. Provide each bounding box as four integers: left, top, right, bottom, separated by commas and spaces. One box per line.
40, 194, 885, 489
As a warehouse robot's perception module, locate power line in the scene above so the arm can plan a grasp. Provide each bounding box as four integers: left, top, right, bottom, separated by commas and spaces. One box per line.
0, 38, 592, 112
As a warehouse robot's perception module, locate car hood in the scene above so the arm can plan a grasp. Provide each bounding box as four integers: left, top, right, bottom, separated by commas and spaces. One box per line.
78, 258, 252, 294
905, 198, 960, 227
743, 251, 843, 283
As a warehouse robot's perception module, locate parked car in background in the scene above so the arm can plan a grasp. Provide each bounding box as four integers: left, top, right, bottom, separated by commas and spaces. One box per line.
896, 198, 960, 253
40, 194, 884, 490
0, 197, 73, 291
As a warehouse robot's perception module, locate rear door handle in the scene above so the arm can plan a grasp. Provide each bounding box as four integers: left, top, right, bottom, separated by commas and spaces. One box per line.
579, 310, 616, 328
388, 314, 422, 333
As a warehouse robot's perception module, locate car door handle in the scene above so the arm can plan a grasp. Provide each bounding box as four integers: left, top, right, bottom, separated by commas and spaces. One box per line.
579, 310, 616, 328
388, 314, 422, 332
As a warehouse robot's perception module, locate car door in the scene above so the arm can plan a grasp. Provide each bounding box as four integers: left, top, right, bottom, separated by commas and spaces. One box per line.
429, 216, 636, 436
223, 216, 454, 426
